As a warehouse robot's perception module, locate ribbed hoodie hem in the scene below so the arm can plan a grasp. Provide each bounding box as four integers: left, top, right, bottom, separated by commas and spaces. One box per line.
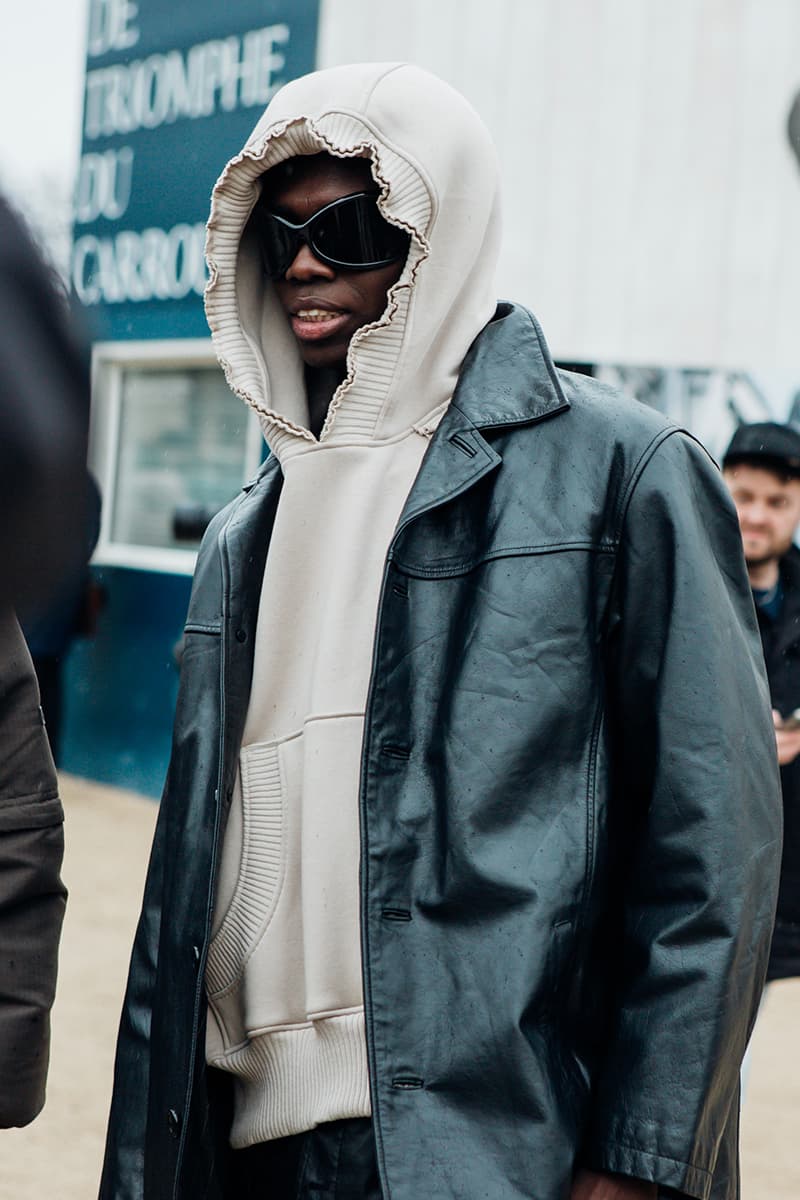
210, 1009, 372, 1147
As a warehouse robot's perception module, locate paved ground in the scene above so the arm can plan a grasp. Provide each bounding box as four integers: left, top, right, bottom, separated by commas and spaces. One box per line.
740, 979, 800, 1196
2, 775, 157, 1199
1, 773, 797, 1197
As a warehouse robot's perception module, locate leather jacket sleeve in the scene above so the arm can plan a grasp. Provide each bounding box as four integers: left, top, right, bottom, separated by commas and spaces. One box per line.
99, 789, 168, 1199
0, 610, 66, 1126
99, 495, 244, 1200
582, 431, 782, 1198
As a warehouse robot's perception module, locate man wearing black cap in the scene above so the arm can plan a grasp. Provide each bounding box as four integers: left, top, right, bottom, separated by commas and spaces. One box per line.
723, 421, 800, 982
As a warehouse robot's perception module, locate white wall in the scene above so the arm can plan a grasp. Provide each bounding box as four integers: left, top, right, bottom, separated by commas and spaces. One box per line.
317, 0, 800, 369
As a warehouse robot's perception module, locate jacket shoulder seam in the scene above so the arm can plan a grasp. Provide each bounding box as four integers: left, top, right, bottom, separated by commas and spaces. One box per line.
613, 424, 683, 537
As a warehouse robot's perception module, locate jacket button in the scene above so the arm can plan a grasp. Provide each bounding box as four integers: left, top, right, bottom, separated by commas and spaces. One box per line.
167, 1108, 182, 1138
235, 628, 247, 643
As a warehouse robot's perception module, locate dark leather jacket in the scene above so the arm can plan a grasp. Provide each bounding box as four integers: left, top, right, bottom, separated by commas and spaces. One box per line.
100, 305, 782, 1200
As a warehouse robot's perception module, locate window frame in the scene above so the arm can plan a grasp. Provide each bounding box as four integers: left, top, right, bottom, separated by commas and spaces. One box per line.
90, 339, 263, 575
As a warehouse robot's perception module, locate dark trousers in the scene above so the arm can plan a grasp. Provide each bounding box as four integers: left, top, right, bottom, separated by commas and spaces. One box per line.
231, 1117, 383, 1200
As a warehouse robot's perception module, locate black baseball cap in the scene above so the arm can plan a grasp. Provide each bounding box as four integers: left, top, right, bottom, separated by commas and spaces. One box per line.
722, 422, 800, 477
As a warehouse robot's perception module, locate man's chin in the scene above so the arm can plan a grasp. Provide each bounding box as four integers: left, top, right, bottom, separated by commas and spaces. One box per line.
297, 336, 350, 370
744, 550, 780, 570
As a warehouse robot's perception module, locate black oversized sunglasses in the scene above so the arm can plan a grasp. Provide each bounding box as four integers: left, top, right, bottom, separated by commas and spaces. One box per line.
252, 191, 411, 279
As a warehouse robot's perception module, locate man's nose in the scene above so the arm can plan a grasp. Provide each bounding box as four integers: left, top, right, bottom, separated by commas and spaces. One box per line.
741, 502, 769, 526
284, 242, 336, 281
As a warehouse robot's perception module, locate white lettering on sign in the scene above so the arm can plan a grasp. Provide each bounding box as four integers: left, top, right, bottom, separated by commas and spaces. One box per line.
75, 147, 135, 223
72, 222, 208, 304
87, 0, 139, 58
84, 24, 290, 139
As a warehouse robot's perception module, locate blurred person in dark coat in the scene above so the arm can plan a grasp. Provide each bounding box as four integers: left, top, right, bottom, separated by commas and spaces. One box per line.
23, 473, 102, 764
0, 192, 89, 1124
723, 422, 800, 983
0, 192, 90, 614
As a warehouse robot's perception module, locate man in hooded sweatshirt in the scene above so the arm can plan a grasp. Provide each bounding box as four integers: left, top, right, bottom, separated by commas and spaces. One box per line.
100, 64, 781, 1200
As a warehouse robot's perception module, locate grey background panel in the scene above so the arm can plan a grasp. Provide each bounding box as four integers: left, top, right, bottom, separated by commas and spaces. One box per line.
317, 0, 800, 369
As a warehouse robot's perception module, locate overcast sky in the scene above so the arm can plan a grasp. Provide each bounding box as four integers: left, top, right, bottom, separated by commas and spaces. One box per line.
0, 0, 87, 207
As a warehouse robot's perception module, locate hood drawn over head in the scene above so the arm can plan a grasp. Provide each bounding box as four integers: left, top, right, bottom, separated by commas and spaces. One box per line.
205, 62, 501, 459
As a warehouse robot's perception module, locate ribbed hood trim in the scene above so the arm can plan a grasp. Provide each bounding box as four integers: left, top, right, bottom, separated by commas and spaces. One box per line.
204, 63, 500, 461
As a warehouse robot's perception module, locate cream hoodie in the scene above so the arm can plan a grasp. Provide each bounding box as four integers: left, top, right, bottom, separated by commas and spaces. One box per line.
203, 62, 500, 1148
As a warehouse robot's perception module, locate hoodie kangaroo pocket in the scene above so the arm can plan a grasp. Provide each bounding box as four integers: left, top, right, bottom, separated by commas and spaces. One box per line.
205, 734, 298, 1004
205, 715, 366, 1052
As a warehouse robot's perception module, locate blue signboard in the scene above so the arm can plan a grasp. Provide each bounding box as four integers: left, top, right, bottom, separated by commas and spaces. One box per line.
72, 0, 320, 340
61, 1, 319, 798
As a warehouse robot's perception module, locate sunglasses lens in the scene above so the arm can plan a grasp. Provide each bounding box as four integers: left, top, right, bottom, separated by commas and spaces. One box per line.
253, 191, 410, 278
311, 194, 409, 268
253, 209, 298, 280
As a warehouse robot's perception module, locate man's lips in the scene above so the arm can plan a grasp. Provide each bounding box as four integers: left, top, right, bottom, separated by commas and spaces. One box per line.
288, 299, 350, 342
